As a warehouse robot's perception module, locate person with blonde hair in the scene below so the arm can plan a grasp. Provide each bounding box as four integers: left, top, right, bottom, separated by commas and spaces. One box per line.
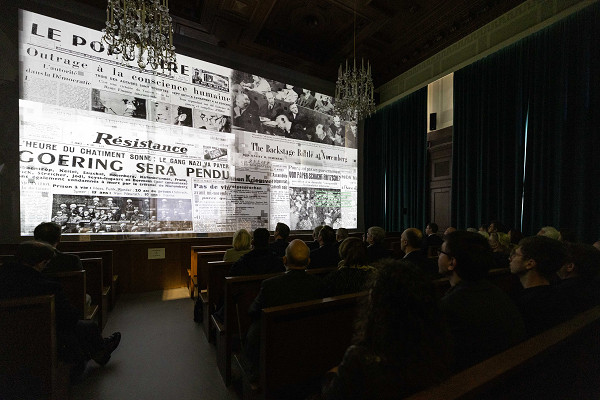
223, 229, 252, 262
537, 226, 560, 240
489, 232, 511, 268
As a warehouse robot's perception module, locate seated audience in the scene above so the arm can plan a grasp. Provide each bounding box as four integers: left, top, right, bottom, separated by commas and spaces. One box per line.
509, 236, 572, 337
308, 225, 324, 251
556, 242, 600, 316
365, 226, 392, 263
244, 240, 326, 381
323, 237, 374, 296
537, 226, 560, 240
421, 222, 443, 256
269, 222, 290, 258
439, 231, 525, 371
322, 259, 451, 400
487, 220, 506, 234
335, 228, 349, 244
228, 228, 284, 276
0, 241, 121, 379
223, 229, 252, 262
443, 226, 457, 239
402, 228, 437, 277
488, 232, 511, 268
34, 222, 82, 273
309, 226, 341, 269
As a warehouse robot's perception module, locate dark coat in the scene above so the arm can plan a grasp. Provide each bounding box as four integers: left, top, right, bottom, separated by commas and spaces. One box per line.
228, 248, 285, 277
367, 243, 392, 263
421, 234, 443, 256
309, 243, 341, 269
268, 239, 288, 258
404, 250, 439, 278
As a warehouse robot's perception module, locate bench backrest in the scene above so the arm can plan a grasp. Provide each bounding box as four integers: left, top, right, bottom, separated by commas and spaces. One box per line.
0, 295, 57, 399
45, 270, 86, 319
193, 250, 227, 291
66, 250, 113, 290
260, 292, 367, 400
207, 260, 234, 315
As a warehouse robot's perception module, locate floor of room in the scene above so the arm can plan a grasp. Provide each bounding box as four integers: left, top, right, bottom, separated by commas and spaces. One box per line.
71, 288, 239, 400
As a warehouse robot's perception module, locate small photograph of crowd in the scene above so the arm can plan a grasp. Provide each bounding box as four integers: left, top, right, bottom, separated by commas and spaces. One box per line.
91, 89, 147, 119
203, 146, 228, 160
230, 71, 356, 149
289, 188, 342, 230
50, 195, 193, 234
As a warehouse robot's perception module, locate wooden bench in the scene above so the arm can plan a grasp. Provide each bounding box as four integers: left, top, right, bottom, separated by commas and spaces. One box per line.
79, 258, 104, 330
216, 267, 338, 385
257, 292, 367, 400
405, 304, 600, 400
45, 270, 97, 322
189, 250, 227, 299
0, 295, 70, 400
66, 250, 116, 310
203, 260, 234, 342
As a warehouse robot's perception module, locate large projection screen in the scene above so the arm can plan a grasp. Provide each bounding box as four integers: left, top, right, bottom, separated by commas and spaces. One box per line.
18, 10, 358, 236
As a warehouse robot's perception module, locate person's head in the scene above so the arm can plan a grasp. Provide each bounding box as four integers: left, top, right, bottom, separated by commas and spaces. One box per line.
315, 124, 326, 139
70, 204, 77, 210
275, 114, 291, 130
443, 227, 456, 238
274, 222, 290, 240
354, 259, 450, 381
401, 228, 423, 252
235, 93, 250, 110
349, 123, 357, 134
99, 91, 136, 116
312, 225, 324, 240
488, 220, 505, 233
34, 222, 62, 247
16, 241, 55, 271
265, 91, 275, 105
425, 222, 438, 235
284, 239, 310, 269
252, 228, 270, 249
289, 103, 298, 114
232, 229, 251, 251
318, 225, 336, 245
367, 226, 385, 245
594, 241, 600, 252
558, 242, 600, 280
439, 231, 494, 282
537, 226, 560, 240
336, 228, 349, 242
333, 115, 341, 127
511, 236, 566, 280
488, 232, 510, 253
339, 237, 367, 267
93, 197, 100, 203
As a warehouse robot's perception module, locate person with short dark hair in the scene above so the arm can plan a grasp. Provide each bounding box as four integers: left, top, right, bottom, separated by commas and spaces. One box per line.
228, 228, 284, 276
322, 259, 451, 399
438, 231, 525, 371
34, 222, 83, 274
0, 241, 121, 379
510, 236, 573, 336
366, 226, 392, 263
309, 225, 341, 268
323, 237, 375, 296
269, 222, 290, 258
401, 228, 437, 277
421, 222, 443, 256
336, 228, 349, 243
557, 242, 600, 315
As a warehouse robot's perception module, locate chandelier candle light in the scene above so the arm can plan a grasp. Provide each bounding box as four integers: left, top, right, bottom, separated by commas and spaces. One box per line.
334, 57, 375, 122
102, 0, 176, 70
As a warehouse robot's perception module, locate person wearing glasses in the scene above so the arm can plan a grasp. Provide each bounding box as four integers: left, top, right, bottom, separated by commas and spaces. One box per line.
509, 236, 573, 337
438, 231, 525, 372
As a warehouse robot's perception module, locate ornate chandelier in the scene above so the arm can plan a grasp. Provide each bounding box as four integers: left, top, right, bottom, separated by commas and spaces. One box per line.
102, 0, 176, 70
334, 3, 375, 122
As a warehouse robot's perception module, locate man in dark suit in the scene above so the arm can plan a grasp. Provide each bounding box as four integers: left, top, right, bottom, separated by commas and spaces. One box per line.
421, 222, 443, 256
309, 225, 341, 269
366, 226, 392, 263
229, 228, 285, 276
34, 222, 82, 273
244, 239, 326, 380
401, 228, 438, 277
0, 241, 121, 378
269, 222, 290, 258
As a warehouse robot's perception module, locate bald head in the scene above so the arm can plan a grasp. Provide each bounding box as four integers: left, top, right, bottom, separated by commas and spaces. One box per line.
284, 239, 310, 269
401, 228, 423, 252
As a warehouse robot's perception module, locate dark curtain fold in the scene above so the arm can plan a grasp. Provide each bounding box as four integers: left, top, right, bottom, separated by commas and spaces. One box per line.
521, 2, 600, 242
363, 87, 427, 232
452, 41, 528, 230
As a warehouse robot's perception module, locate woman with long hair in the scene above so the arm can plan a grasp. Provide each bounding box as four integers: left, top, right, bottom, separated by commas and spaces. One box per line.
322, 259, 451, 399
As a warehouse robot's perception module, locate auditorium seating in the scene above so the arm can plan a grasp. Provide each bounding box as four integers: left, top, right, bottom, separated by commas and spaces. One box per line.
45, 270, 97, 322
66, 250, 116, 310
405, 304, 600, 400
189, 249, 227, 299
79, 258, 105, 330
203, 260, 233, 342
0, 295, 70, 400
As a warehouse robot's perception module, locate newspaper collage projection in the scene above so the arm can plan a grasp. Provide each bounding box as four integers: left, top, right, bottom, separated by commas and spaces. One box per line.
18, 10, 358, 236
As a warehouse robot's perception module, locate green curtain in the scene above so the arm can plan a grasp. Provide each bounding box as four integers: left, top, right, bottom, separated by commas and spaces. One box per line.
521, 2, 600, 242
452, 41, 529, 230
363, 87, 427, 231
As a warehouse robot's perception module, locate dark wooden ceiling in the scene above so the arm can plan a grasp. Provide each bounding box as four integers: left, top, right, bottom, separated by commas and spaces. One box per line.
73, 0, 528, 87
